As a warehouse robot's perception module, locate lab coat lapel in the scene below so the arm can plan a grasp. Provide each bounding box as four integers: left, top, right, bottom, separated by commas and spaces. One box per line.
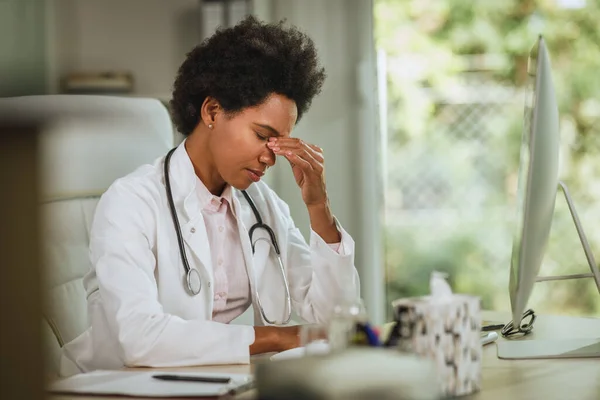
167, 142, 213, 283
180, 204, 213, 284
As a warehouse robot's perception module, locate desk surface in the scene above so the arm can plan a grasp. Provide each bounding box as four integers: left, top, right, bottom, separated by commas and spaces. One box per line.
50, 311, 600, 400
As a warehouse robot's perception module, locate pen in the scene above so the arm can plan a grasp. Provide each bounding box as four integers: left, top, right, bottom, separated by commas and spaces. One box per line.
152, 374, 231, 384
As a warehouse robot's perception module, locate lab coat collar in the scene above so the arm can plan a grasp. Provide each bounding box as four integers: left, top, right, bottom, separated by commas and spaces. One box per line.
169, 139, 237, 219
167, 139, 199, 220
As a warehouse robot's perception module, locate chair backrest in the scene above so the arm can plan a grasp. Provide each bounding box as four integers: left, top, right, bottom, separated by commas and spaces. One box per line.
0, 95, 173, 374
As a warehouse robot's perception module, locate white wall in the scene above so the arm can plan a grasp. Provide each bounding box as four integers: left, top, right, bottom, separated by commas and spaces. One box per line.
47, 0, 249, 100
47, 0, 250, 146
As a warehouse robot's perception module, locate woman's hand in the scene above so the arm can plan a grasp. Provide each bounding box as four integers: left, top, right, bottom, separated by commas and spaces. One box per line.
267, 137, 341, 243
250, 326, 300, 354
267, 137, 327, 207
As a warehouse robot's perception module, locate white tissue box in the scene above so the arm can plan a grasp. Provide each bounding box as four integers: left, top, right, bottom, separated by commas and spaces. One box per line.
391, 294, 482, 397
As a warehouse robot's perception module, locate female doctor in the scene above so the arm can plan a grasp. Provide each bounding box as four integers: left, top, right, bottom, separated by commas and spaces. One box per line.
61, 16, 359, 374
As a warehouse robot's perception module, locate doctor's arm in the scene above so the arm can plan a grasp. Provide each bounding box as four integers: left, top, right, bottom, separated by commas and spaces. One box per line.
285, 210, 360, 324
267, 138, 360, 323
250, 326, 300, 354
267, 190, 359, 325
307, 201, 341, 244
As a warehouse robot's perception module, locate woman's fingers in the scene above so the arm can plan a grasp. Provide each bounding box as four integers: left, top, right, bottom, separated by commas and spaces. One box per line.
272, 138, 323, 159
268, 138, 324, 173
285, 148, 323, 173
267, 138, 329, 206
305, 143, 324, 163
282, 149, 313, 172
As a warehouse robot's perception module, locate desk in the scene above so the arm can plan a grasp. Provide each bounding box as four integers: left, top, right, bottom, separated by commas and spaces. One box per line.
49, 311, 600, 400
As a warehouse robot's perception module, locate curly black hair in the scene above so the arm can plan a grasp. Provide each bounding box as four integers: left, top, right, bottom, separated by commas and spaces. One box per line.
170, 15, 326, 136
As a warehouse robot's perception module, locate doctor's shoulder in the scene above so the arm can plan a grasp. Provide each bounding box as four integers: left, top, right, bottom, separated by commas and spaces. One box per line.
92, 162, 164, 233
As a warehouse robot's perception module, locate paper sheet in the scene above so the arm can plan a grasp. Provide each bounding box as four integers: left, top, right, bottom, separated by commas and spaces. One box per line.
48, 370, 254, 398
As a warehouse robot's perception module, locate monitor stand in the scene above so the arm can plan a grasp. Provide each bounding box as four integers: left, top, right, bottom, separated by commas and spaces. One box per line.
535, 181, 600, 293
498, 181, 600, 360
497, 337, 600, 359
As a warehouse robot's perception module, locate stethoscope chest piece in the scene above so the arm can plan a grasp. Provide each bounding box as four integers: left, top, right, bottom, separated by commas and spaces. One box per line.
186, 268, 202, 296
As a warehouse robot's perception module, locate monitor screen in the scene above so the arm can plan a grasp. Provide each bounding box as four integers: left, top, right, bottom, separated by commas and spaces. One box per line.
508, 36, 560, 328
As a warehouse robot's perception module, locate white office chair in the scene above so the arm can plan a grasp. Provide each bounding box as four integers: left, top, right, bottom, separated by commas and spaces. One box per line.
0, 95, 174, 375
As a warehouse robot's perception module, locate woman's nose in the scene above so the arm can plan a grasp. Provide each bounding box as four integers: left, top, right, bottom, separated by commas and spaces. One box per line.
260, 147, 276, 167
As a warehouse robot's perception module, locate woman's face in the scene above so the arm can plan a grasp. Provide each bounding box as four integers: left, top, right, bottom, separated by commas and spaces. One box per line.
209, 93, 298, 190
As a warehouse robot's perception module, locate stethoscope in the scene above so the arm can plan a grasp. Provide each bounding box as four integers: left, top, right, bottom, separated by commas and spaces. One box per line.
163, 147, 292, 325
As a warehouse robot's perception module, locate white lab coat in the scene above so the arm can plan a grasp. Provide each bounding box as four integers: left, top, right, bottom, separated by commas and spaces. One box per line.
60, 141, 359, 376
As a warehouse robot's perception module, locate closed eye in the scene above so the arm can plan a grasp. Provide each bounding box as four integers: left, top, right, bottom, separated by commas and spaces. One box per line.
255, 132, 269, 141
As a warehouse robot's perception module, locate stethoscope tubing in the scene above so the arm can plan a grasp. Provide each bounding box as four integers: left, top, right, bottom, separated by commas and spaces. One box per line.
165, 148, 201, 295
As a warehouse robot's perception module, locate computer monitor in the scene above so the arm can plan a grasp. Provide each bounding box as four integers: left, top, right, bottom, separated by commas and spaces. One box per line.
508, 35, 560, 330
498, 36, 600, 359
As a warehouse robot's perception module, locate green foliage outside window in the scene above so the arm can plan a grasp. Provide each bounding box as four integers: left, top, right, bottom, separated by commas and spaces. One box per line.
375, 0, 600, 317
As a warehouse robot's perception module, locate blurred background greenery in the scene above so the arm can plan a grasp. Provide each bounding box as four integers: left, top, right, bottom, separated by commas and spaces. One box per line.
374, 0, 600, 318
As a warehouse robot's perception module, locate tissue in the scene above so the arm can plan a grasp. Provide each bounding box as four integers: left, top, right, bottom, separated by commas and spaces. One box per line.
430, 271, 453, 299
391, 271, 482, 397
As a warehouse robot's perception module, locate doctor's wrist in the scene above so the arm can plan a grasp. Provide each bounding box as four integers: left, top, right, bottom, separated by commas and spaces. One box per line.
250, 326, 300, 354
307, 202, 340, 244
250, 327, 277, 355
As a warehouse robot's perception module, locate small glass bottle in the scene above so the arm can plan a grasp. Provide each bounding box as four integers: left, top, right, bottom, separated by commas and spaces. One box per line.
327, 287, 367, 352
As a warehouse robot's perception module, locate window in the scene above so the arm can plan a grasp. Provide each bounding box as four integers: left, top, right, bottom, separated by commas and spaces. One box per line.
374, 0, 600, 318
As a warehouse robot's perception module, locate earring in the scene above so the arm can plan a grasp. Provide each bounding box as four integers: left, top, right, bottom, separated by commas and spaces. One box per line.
208, 123, 214, 129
